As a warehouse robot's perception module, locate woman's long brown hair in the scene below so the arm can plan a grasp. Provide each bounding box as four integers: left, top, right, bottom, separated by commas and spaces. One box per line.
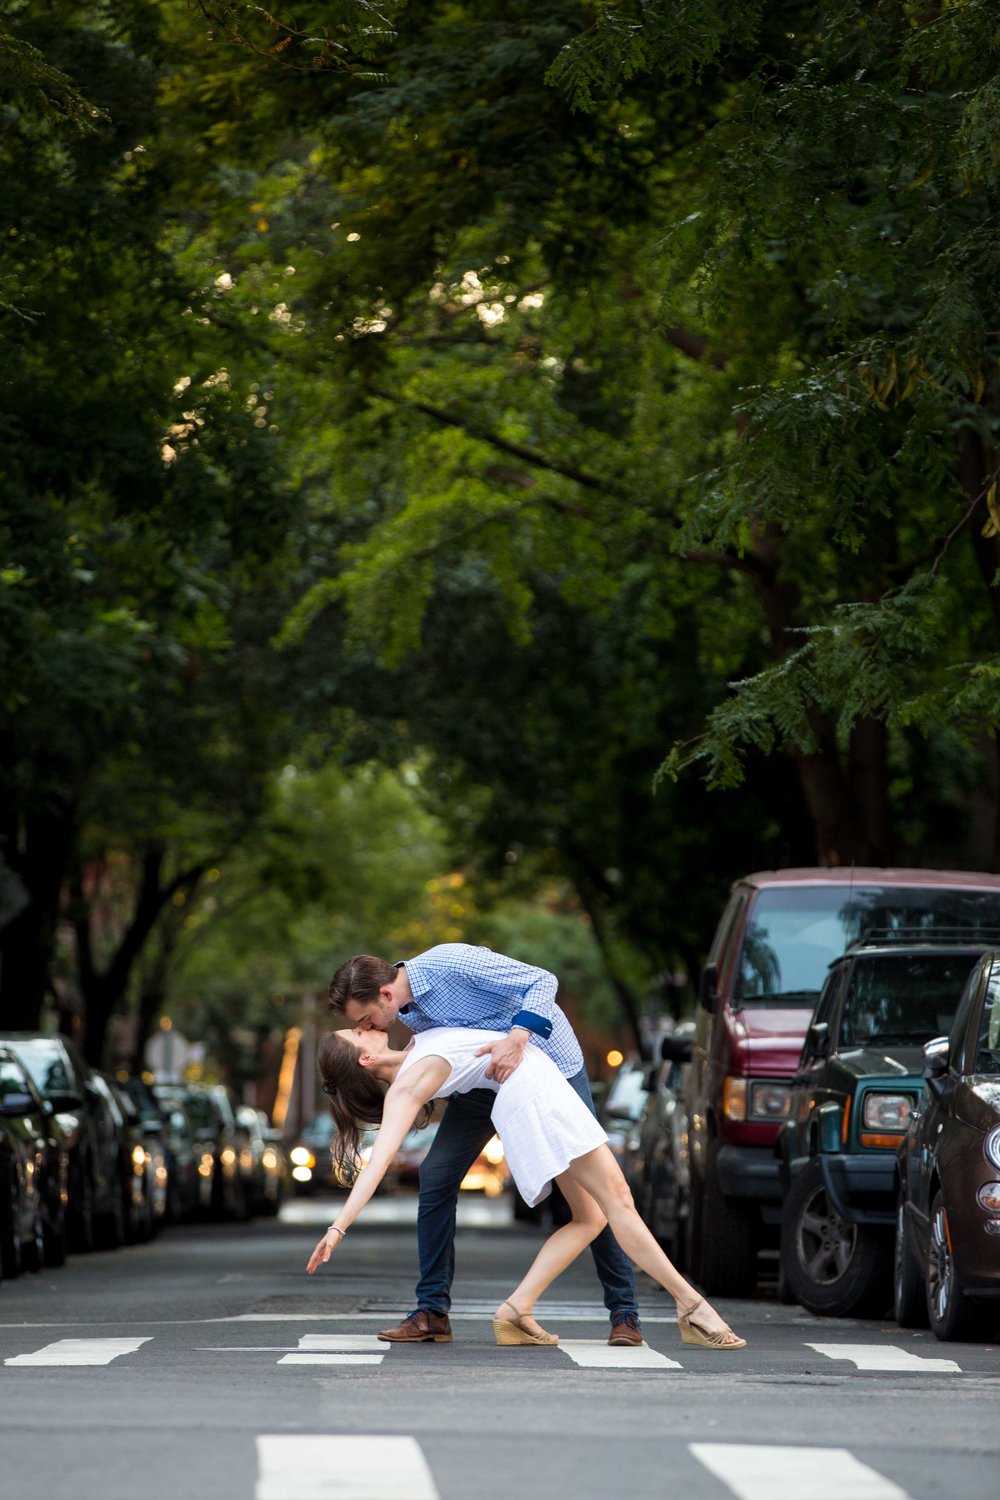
317, 1030, 431, 1182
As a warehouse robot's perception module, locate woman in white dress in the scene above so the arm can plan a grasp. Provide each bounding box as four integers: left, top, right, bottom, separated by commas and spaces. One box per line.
306, 1026, 745, 1350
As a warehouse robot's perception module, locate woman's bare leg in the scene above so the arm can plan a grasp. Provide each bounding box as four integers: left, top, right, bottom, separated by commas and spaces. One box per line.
565, 1144, 741, 1341
494, 1177, 606, 1337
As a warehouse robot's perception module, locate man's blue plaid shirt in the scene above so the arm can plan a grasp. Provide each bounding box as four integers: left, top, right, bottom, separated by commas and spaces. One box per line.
396, 943, 584, 1078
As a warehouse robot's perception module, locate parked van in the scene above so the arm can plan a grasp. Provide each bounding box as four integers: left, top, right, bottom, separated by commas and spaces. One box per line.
682, 868, 1000, 1296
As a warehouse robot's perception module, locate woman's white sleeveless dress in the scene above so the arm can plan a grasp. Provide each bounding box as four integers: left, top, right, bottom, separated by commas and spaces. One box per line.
397, 1027, 607, 1207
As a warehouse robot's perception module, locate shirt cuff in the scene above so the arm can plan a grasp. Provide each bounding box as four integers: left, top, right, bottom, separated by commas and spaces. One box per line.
511, 1010, 553, 1040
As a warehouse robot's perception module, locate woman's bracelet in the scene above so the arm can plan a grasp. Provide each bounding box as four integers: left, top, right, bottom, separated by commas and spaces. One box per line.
327, 1224, 347, 1238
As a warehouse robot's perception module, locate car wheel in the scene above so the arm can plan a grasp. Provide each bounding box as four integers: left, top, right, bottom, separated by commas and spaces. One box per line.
926, 1190, 975, 1341
69, 1166, 95, 1253
43, 1206, 68, 1268
1, 1171, 24, 1280
692, 1140, 758, 1297
780, 1158, 891, 1317
893, 1197, 927, 1328
95, 1172, 125, 1250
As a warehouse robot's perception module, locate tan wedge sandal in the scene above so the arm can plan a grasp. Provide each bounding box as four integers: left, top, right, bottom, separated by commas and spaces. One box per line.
492, 1299, 559, 1346
677, 1296, 746, 1350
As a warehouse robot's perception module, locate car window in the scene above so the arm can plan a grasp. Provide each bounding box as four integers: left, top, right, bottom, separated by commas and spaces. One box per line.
15, 1044, 74, 1098
974, 961, 1000, 1074
737, 885, 1000, 1004
0, 1056, 33, 1102
837, 951, 977, 1048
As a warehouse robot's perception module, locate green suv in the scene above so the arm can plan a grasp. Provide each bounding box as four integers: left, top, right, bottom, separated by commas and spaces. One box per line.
777, 934, 990, 1317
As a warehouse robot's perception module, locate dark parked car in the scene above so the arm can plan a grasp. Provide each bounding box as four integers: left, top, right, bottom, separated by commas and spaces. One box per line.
154, 1081, 243, 1219
119, 1074, 174, 1227
624, 1032, 693, 1258
683, 868, 1000, 1296
896, 949, 1000, 1339
777, 936, 987, 1316
0, 1046, 69, 1278
391, 1122, 440, 1190
235, 1106, 285, 1217
150, 1083, 209, 1220
6, 1034, 123, 1252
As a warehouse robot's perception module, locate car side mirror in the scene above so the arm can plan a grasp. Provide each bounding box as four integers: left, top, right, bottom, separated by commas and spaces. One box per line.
700, 962, 719, 1014
660, 1034, 693, 1065
806, 1021, 831, 1058
923, 1035, 950, 1097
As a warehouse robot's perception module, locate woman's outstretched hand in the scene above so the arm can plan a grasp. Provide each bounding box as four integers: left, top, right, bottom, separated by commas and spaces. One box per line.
306, 1229, 342, 1275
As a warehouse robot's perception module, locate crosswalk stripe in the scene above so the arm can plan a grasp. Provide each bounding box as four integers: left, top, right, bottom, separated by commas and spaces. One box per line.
5, 1337, 151, 1367
255, 1435, 439, 1499
690, 1444, 912, 1500
807, 1343, 961, 1374
277, 1333, 386, 1368
558, 1338, 682, 1370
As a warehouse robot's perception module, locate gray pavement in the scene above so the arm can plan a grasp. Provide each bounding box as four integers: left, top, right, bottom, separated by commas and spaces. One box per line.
0, 1194, 997, 1499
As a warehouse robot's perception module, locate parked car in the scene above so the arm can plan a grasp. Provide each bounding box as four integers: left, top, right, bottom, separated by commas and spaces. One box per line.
154, 1081, 243, 1220
0, 1045, 70, 1277
289, 1114, 340, 1194
777, 936, 988, 1316
118, 1074, 174, 1227
624, 1031, 693, 1259
149, 1083, 208, 1220
460, 1134, 509, 1198
391, 1121, 440, 1189
682, 868, 1000, 1295
5, 1034, 123, 1252
599, 1060, 650, 1165
896, 949, 1000, 1339
235, 1106, 285, 1217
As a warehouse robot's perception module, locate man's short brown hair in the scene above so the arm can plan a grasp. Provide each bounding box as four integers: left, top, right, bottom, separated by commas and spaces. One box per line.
328, 954, 398, 1014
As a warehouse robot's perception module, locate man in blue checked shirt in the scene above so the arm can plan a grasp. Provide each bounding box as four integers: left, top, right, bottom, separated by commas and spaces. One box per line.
327, 943, 642, 1346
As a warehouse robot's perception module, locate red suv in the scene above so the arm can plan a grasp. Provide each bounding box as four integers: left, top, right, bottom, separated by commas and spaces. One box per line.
683, 868, 1000, 1296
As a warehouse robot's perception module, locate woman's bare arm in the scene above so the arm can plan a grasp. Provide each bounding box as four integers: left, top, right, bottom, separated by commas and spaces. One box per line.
306, 1056, 450, 1273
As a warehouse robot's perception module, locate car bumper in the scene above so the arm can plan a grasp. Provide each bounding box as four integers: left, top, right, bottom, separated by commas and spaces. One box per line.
715, 1144, 783, 1203
815, 1152, 896, 1226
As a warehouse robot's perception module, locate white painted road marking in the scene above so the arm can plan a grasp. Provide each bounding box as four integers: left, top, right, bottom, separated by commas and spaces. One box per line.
690, 1444, 912, 1500
255, 1435, 439, 1499
558, 1338, 682, 1370
277, 1333, 386, 1368
807, 1343, 962, 1373
5, 1337, 152, 1367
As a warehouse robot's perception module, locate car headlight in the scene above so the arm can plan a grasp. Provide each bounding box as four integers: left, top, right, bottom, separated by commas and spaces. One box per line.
985, 1126, 1000, 1171
290, 1147, 314, 1168
861, 1093, 914, 1131
978, 1182, 1000, 1213
749, 1083, 792, 1120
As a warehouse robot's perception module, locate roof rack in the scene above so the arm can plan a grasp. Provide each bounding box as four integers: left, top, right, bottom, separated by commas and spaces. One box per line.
846, 926, 1000, 950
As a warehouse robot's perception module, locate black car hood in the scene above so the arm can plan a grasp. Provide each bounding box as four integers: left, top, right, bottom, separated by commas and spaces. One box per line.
835, 1045, 926, 1081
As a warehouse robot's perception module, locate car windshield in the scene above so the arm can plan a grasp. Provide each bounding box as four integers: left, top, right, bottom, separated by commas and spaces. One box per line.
838, 951, 978, 1048
13, 1042, 74, 1099
739, 886, 1000, 1003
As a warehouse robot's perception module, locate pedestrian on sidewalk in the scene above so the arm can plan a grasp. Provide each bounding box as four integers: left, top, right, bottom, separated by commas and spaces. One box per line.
305, 1021, 745, 1350
326, 943, 643, 1347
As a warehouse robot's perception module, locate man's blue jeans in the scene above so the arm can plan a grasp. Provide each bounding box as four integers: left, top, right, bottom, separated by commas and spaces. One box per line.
413, 1067, 639, 1321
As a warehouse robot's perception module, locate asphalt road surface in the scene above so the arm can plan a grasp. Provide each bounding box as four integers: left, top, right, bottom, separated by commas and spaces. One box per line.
1, 1194, 997, 1500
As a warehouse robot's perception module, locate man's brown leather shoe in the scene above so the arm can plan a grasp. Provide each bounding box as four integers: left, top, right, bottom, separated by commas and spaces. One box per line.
376, 1310, 453, 1343
608, 1314, 643, 1347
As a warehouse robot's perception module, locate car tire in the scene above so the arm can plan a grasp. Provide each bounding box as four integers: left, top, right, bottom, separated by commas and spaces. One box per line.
926, 1190, 975, 1341
95, 1173, 125, 1251
893, 1197, 928, 1328
780, 1158, 891, 1317
693, 1140, 758, 1297
43, 1207, 68, 1268
0, 1171, 24, 1280
69, 1165, 95, 1253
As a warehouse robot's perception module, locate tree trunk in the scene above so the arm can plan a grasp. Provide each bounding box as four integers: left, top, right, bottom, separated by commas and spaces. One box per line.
0, 804, 76, 1029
